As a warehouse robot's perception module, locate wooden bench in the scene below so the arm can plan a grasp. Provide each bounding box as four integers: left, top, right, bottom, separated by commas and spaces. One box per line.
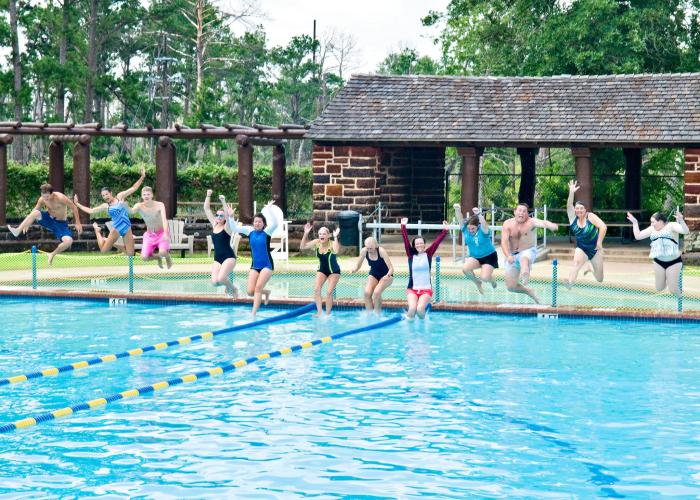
107, 219, 195, 257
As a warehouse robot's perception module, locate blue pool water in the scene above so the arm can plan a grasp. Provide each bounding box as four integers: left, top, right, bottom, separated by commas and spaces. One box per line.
1, 299, 700, 497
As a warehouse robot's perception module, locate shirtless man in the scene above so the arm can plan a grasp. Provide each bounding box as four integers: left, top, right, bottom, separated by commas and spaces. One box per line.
129, 186, 172, 269
8, 183, 83, 265
501, 202, 558, 303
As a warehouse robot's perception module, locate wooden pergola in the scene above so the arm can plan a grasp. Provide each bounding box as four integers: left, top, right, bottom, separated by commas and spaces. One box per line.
0, 122, 308, 224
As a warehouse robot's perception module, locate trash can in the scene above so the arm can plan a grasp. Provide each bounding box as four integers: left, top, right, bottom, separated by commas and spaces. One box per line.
337, 210, 360, 247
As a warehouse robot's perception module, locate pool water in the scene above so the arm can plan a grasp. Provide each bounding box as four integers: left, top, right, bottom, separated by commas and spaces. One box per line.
1, 298, 700, 497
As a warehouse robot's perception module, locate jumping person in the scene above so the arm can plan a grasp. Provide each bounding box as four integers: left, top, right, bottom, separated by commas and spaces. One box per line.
8, 183, 83, 265
129, 186, 172, 269
229, 200, 280, 315
501, 202, 559, 304
300, 223, 341, 316
350, 236, 394, 314
454, 204, 498, 294
203, 190, 237, 297
565, 180, 606, 288
74, 166, 145, 256
401, 217, 449, 319
627, 210, 689, 297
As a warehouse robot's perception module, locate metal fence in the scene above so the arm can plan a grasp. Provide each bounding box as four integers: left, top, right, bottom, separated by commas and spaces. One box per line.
0, 247, 697, 315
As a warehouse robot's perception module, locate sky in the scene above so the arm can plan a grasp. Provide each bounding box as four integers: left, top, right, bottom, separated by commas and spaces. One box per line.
244, 0, 450, 74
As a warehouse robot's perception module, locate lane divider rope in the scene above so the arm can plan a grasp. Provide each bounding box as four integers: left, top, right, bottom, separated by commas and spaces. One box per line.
0, 315, 403, 433
0, 303, 315, 387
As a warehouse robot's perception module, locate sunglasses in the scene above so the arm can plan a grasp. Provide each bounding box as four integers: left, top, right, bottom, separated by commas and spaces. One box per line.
215, 213, 225, 218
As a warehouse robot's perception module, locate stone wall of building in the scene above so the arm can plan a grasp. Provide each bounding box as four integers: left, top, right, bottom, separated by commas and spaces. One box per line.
684, 148, 700, 252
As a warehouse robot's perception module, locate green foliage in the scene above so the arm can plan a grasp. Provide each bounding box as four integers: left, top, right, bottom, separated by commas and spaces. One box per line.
377, 48, 441, 75
5, 159, 312, 219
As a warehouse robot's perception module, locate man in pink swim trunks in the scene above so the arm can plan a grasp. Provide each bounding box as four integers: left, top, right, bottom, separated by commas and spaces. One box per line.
129, 186, 172, 268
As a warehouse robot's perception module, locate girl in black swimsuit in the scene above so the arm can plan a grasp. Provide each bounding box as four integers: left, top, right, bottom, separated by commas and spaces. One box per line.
300, 223, 341, 316
203, 189, 238, 297
351, 236, 395, 314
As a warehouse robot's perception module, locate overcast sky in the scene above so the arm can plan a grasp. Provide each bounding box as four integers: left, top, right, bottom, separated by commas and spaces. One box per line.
250, 0, 449, 74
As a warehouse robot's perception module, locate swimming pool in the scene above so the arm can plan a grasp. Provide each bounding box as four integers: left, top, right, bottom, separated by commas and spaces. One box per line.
2, 298, 700, 497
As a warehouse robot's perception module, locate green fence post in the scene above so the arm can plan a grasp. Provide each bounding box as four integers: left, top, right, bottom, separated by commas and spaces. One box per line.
128, 255, 134, 294
551, 259, 558, 308
678, 263, 683, 313
31, 245, 37, 290
435, 256, 441, 303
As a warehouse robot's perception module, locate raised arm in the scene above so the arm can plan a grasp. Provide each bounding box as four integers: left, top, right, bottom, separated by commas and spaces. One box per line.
626, 212, 652, 240
73, 194, 107, 215
400, 217, 412, 256
263, 200, 280, 235
473, 207, 489, 235
203, 189, 217, 226
426, 220, 449, 257
116, 165, 146, 201
351, 247, 368, 273
670, 211, 689, 235
566, 180, 579, 223
299, 222, 318, 250
332, 227, 340, 254
588, 213, 607, 249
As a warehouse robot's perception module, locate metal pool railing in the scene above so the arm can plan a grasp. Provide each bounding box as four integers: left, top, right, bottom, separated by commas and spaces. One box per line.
0, 248, 696, 315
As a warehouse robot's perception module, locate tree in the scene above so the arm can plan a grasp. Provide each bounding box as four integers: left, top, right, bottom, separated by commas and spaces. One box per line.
377, 47, 440, 75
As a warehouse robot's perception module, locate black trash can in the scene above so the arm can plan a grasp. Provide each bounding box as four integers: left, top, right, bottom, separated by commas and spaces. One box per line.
337, 210, 360, 247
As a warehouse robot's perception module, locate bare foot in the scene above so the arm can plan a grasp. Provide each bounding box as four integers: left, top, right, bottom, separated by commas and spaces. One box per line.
527, 288, 540, 304
521, 272, 530, 286
564, 280, 573, 290
157, 256, 164, 269
475, 280, 484, 295
490, 279, 497, 289
7, 225, 20, 237
263, 290, 270, 305
48, 253, 55, 265
165, 254, 173, 269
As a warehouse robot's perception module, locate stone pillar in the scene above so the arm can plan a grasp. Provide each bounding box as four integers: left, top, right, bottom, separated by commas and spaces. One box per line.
48, 141, 65, 194
572, 147, 593, 210
237, 136, 254, 223
517, 147, 537, 209
458, 147, 482, 213
684, 148, 700, 251
156, 136, 177, 218
272, 144, 287, 214
311, 144, 380, 224
0, 135, 13, 225
73, 136, 91, 225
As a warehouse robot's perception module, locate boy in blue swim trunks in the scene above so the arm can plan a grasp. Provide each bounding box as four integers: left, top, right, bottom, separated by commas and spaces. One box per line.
8, 183, 83, 265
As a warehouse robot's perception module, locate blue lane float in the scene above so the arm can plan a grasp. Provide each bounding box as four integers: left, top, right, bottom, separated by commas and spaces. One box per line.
0, 314, 403, 433
0, 303, 316, 387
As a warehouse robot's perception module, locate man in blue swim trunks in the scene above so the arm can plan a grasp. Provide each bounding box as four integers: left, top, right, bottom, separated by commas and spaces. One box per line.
8, 183, 83, 265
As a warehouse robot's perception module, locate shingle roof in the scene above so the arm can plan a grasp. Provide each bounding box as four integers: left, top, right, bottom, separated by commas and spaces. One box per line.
307, 73, 700, 146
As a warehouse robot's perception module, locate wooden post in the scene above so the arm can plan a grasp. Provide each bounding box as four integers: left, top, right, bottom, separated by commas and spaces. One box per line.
623, 148, 642, 212
73, 135, 91, 225
571, 147, 593, 210
48, 140, 65, 193
458, 147, 483, 213
517, 147, 537, 209
0, 135, 13, 225
237, 135, 254, 223
272, 144, 287, 214
156, 136, 177, 218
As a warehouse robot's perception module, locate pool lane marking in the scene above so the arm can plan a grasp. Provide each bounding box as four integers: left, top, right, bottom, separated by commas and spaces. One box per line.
0, 315, 403, 433
0, 303, 316, 388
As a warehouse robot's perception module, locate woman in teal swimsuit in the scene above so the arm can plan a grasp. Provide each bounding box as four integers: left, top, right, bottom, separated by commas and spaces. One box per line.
74, 166, 145, 256
565, 180, 607, 288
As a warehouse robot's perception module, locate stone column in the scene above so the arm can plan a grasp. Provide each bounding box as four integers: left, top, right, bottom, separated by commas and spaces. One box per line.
0, 135, 13, 225
684, 148, 700, 251
272, 144, 287, 214
237, 135, 254, 223
156, 136, 177, 218
458, 147, 483, 213
48, 140, 65, 193
73, 136, 91, 225
517, 147, 537, 209
572, 147, 593, 210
